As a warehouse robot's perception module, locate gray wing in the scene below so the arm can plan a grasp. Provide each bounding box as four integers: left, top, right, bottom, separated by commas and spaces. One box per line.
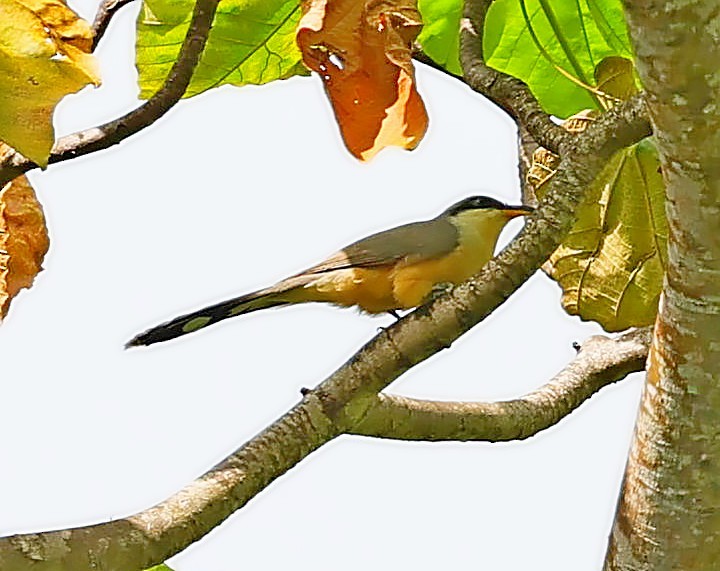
301, 216, 460, 275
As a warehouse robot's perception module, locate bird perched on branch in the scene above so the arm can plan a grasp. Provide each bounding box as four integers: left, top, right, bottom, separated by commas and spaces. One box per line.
127, 196, 532, 347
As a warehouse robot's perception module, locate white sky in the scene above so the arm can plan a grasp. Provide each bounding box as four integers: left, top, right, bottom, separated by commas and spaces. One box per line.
0, 2, 644, 569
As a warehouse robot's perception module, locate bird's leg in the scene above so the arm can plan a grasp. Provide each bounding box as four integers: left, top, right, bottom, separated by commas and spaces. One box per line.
420, 282, 456, 351
377, 309, 403, 333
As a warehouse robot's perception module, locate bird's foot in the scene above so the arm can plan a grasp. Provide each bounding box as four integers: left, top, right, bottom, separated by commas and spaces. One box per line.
424, 282, 454, 304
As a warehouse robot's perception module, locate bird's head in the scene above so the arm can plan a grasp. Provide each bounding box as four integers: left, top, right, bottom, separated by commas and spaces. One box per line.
443, 195, 534, 219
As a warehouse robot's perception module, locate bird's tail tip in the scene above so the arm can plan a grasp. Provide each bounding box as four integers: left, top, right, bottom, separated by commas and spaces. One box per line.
124, 314, 215, 349
124, 292, 284, 349
124, 333, 149, 349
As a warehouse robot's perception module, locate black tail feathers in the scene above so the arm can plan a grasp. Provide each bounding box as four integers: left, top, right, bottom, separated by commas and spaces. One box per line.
125, 294, 288, 348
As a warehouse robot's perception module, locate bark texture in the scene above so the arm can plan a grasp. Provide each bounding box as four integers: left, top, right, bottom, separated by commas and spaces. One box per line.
352, 329, 651, 441
605, 3, 720, 569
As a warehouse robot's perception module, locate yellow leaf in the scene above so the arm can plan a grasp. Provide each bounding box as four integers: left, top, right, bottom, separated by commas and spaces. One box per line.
544, 138, 666, 331
0, 171, 50, 318
594, 56, 639, 104
527, 111, 666, 332
0, 0, 100, 167
297, 0, 428, 160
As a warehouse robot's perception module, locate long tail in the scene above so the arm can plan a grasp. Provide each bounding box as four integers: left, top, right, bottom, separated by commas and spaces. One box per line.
126, 276, 314, 347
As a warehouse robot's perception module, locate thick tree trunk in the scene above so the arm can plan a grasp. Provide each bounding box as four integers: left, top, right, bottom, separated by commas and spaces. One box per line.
605, 2, 720, 569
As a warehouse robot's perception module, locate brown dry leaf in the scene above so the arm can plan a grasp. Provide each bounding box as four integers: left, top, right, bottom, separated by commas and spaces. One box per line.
526, 110, 598, 195
0, 0, 99, 166
0, 171, 50, 318
297, 0, 428, 160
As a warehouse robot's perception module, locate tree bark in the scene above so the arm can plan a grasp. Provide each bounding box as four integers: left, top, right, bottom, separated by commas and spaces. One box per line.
605, 2, 720, 569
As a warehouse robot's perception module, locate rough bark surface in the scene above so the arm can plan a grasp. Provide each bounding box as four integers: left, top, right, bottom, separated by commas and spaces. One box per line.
605, 2, 720, 569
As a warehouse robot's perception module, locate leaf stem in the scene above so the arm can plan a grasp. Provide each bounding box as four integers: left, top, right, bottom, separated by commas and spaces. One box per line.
92, 0, 138, 51
520, 0, 604, 109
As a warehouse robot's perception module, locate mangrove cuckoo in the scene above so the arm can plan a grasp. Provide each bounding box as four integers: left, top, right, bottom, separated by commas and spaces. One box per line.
127, 196, 532, 347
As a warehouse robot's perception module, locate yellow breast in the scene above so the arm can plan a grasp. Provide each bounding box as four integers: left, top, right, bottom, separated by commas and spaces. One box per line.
391, 209, 511, 308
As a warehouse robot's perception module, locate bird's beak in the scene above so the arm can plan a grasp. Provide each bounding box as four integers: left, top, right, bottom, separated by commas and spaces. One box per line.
503, 205, 534, 218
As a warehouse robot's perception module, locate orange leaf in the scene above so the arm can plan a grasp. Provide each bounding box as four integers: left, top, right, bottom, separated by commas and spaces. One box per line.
0, 169, 50, 318
297, 0, 428, 160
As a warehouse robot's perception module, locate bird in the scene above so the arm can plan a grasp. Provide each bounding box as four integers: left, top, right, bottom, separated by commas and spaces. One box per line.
126, 196, 532, 347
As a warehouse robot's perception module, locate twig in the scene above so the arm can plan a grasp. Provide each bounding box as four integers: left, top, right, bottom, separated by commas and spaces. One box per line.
412, 45, 463, 81
0, 0, 219, 187
92, 0, 138, 50
460, 0, 568, 153
351, 328, 651, 441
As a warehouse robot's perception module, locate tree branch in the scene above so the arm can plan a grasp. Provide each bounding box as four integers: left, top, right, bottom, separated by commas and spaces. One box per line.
460, 0, 568, 153
0, 393, 342, 571
351, 328, 651, 441
0, 0, 219, 188
92, 0, 138, 50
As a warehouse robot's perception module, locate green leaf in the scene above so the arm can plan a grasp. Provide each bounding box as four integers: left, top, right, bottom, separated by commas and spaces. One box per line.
483, 0, 633, 117
136, 0, 304, 99
417, 0, 462, 75
143, 565, 174, 571
544, 138, 667, 332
